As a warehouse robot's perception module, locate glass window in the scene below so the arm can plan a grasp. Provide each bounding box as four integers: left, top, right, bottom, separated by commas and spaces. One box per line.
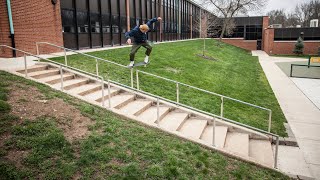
90, 0, 99, 12
101, 0, 110, 14
76, 0, 88, 11
61, 0, 74, 9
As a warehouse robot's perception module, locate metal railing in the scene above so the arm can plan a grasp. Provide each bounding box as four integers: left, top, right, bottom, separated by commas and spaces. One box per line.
1, 44, 279, 168
37, 42, 273, 132
290, 64, 320, 79
0, 45, 109, 108
136, 70, 273, 132
36, 42, 135, 87
110, 79, 279, 168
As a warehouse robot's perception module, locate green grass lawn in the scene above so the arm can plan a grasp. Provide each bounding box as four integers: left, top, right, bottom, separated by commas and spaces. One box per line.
0, 71, 289, 179
50, 39, 287, 136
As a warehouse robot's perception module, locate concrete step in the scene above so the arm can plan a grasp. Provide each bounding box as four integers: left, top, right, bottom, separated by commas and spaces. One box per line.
17, 64, 48, 73
178, 118, 208, 139
137, 106, 171, 124
225, 132, 249, 157
38, 73, 75, 84
119, 99, 153, 116
67, 83, 101, 96
108, 93, 135, 109
28, 68, 60, 79
249, 139, 274, 167
200, 125, 228, 148
53, 78, 89, 90
158, 111, 189, 131
84, 87, 121, 102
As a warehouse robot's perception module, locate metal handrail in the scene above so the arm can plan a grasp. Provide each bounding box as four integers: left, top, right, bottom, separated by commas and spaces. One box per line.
110, 79, 279, 168
1, 44, 279, 168
36, 42, 272, 132
136, 70, 273, 132
0, 45, 107, 107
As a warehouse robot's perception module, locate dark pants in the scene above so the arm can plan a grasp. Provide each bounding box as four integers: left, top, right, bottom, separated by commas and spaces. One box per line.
130, 41, 153, 61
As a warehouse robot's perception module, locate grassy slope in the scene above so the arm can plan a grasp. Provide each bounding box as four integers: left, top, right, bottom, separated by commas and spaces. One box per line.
0, 71, 288, 179
50, 39, 287, 136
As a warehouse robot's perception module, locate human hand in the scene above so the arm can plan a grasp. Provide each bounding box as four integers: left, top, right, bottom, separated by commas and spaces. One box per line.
127, 39, 132, 45
157, 17, 162, 21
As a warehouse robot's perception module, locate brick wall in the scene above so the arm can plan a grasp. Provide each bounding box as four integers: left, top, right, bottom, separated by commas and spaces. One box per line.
218, 38, 257, 51
0, 0, 63, 58
273, 41, 320, 55
263, 28, 319, 55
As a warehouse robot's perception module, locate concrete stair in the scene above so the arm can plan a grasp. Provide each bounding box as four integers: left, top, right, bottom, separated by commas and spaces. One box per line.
137, 105, 171, 124
28, 68, 60, 79
158, 110, 189, 131
201, 125, 228, 148
14, 63, 277, 168
119, 99, 153, 116
84, 87, 121, 102
38, 73, 75, 84
178, 118, 208, 139
249, 139, 274, 167
225, 132, 249, 157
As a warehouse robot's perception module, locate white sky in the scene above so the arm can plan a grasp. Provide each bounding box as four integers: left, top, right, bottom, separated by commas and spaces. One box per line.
250, 0, 312, 16
194, 0, 312, 16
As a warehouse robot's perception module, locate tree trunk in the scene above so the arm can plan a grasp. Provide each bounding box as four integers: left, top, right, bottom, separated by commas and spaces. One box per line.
203, 37, 206, 56
218, 19, 228, 46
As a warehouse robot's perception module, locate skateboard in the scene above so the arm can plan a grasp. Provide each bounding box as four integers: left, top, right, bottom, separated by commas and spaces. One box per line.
128, 61, 149, 68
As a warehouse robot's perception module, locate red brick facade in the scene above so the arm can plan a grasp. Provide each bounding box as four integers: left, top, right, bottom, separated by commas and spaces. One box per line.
0, 0, 63, 58
263, 28, 320, 55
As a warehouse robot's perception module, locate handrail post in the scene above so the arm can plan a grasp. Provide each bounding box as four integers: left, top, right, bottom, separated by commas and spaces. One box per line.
212, 118, 216, 147
156, 98, 160, 125
108, 80, 112, 108
130, 68, 133, 88
268, 110, 272, 132
290, 64, 293, 77
64, 49, 68, 66
36, 43, 40, 62
96, 59, 99, 76
24, 53, 28, 77
136, 70, 140, 90
101, 78, 105, 107
220, 96, 224, 117
176, 82, 179, 104
60, 66, 64, 91
274, 136, 279, 168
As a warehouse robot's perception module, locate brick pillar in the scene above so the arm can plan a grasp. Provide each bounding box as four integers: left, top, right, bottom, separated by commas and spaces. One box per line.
263, 28, 274, 55
262, 16, 269, 51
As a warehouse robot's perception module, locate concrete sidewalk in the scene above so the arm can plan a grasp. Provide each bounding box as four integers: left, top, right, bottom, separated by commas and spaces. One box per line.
253, 51, 320, 179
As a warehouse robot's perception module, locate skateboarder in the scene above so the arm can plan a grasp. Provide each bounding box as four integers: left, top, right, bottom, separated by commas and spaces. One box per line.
125, 17, 162, 67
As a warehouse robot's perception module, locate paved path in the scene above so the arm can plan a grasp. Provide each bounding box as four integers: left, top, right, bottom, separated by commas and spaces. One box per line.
253, 51, 320, 179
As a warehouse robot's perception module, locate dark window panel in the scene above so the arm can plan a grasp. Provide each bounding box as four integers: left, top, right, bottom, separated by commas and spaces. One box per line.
101, 0, 110, 13
77, 11, 89, 26
62, 10, 75, 26
76, 0, 88, 11
63, 33, 77, 49
61, 0, 74, 9
141, 0, 146, 19
135, 0, 141, 18
90, 0, 99, 12
111, 1, 119, 15
130, 0, 135, 17
120, 0, 126, 16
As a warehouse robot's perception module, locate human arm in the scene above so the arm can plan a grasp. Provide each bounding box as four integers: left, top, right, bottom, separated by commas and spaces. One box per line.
146, 17, 162, 29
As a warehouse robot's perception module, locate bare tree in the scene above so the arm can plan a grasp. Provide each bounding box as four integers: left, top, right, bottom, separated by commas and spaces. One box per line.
294, 0, 320, 27
200, 0, 266, 41
267, 9, 287, 26
193, 10, 220, 56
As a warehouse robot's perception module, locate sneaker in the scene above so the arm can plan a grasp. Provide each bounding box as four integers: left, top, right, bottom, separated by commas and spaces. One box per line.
128, 61, 134, 67
144, 56, 149, 64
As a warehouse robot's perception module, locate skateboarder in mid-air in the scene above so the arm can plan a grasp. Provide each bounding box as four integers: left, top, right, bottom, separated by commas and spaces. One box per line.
125, 17, 162, 67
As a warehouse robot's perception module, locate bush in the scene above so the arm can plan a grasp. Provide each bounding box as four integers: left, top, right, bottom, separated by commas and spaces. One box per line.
0, 100, 11, 113
293, 37, 304, 55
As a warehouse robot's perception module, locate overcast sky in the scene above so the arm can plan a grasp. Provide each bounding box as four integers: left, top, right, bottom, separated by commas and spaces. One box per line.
195, 0, 311, 16
250, 0, 312, 16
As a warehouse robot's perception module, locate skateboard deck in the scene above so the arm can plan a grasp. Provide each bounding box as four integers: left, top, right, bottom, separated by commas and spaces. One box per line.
128, 61, 149, 68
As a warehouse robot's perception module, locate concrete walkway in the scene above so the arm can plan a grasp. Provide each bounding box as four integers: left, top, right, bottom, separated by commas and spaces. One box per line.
253, 51, 320, 179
